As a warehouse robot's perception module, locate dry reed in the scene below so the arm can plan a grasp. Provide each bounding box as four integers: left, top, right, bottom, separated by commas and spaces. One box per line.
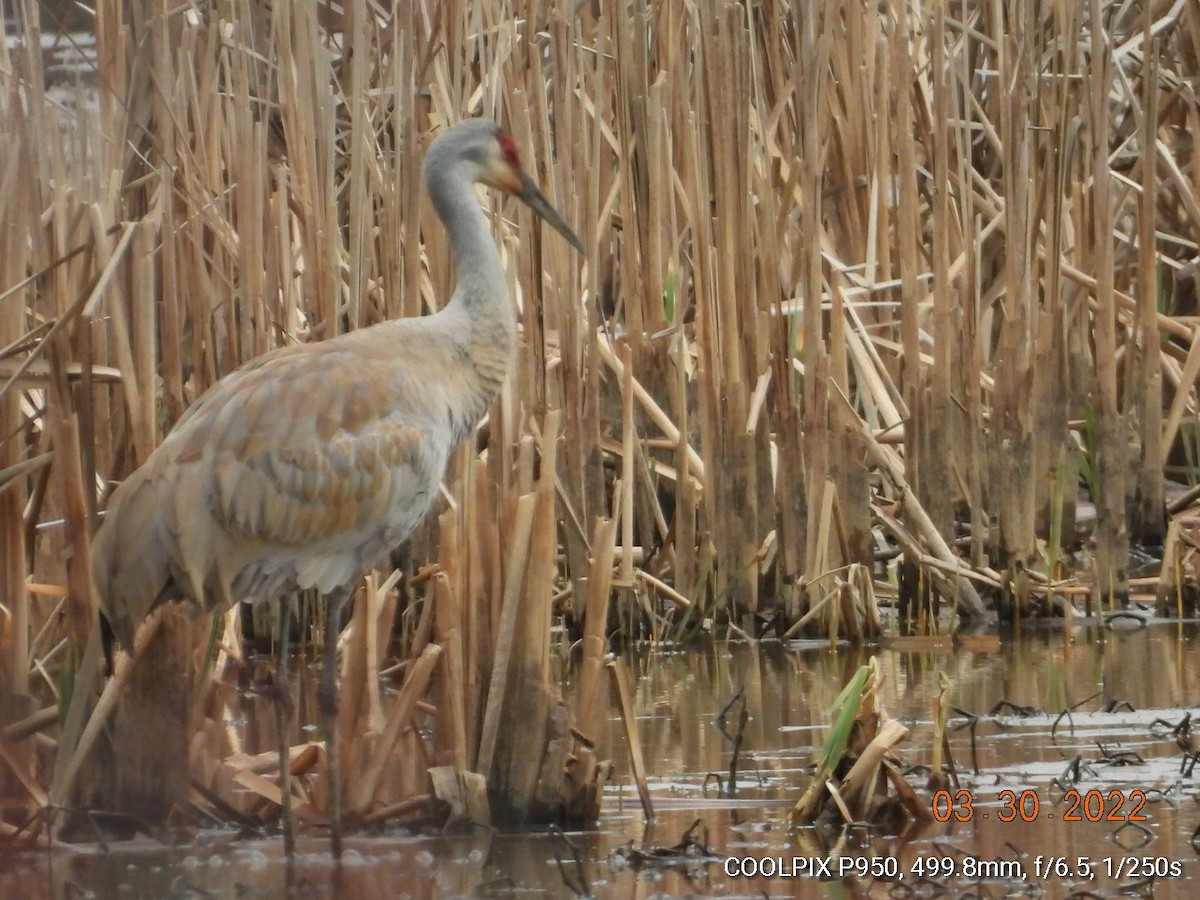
1, 0, 1198, 841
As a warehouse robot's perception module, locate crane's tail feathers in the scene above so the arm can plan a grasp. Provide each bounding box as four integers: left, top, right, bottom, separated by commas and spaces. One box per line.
91, 471, 182, 651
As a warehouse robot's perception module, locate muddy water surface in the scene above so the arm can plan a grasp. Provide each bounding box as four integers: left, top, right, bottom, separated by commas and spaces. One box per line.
3, 622, 1197, 898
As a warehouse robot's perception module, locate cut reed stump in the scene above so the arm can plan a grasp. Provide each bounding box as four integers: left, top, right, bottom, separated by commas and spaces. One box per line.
792, 657, 932, 833
87, 607, 196, 833
473, 425, 612, 825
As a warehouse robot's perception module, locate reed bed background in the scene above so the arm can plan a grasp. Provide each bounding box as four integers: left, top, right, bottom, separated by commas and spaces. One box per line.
1, 0, 1199, 839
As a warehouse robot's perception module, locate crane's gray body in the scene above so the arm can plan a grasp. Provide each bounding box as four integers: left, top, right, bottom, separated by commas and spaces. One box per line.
92, 119, 557, 647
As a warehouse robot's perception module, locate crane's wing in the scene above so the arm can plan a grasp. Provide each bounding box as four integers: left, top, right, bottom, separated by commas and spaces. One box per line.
211, 419, 436, 545
167, 338, 458, 549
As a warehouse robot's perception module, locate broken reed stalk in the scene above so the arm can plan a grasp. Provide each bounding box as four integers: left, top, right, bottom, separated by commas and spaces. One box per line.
475, 492, 538, 780
576, 517, 617, 731
1133, 8, 1164, 543
337, 571, 402, 807
350, 643, 442, 816
1087, 0, 1129, 606
608, 658, 653, 820
556, 515, 618, 823
432, 567, 469, 772
0, 34, 34, 725
3, 0, 1200, 840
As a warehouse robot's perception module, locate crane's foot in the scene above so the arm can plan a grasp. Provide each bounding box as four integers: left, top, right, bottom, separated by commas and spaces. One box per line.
316, 670, 338, 724
319, 598, 344, 862
317, 670, 341, 859
274, 600, 296, 860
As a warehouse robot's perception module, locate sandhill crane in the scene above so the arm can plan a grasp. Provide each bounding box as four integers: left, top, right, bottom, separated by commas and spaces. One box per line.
92, 118, 584, 857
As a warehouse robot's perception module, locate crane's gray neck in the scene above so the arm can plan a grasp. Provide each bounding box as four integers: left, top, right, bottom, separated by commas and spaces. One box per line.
429, 162, 507, 310
426, 160, 517, 428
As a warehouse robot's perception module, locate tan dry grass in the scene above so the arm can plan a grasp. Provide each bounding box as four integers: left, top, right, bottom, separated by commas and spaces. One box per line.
0, 0, 1198, 839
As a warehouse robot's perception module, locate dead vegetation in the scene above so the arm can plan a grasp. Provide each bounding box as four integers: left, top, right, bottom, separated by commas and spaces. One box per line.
791, 657, 934, 832
1, 0, 1199, 846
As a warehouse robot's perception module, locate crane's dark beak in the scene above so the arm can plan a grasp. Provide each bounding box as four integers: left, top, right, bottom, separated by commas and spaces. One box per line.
516, 172, 585, 254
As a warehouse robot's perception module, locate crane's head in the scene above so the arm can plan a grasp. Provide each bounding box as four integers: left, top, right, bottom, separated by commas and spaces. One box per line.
428, 119, 585, 253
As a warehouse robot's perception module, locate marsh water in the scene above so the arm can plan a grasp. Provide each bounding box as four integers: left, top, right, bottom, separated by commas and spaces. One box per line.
2, 621, 1198, 898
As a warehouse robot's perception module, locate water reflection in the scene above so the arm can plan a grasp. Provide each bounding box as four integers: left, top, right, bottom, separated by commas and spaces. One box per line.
3, 623, 1196, 897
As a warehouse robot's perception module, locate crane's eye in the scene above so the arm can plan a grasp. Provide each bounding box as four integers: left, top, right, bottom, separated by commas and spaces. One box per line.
496, 132, 522, 173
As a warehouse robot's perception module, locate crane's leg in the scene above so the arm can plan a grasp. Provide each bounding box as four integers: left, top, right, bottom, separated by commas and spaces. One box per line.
273, 597, 295, 859
317, 588, 349, 861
